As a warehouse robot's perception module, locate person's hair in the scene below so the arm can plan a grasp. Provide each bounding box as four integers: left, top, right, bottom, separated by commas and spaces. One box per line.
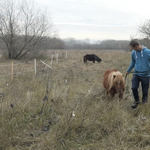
129, 40, 139, 47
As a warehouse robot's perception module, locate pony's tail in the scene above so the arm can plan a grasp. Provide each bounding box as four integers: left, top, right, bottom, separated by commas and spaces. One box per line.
83, 56, 87, 63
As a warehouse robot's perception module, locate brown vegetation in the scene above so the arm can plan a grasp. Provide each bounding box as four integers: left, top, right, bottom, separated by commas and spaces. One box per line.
0, 50, 149, 150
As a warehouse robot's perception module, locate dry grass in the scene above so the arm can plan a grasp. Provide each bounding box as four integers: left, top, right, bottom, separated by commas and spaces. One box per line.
0, 49, 150, 150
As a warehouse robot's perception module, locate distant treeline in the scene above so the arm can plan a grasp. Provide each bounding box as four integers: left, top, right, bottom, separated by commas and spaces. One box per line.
0, 36, 149, 51
63, 38, 150, 50
63, 38, 130, 50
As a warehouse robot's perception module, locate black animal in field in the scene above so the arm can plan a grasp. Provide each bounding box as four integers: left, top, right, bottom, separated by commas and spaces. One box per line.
83, 54, 102, 63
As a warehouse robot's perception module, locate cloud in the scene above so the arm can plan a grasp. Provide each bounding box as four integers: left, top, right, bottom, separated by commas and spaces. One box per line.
36, 0, 150, 40
55, 22, 136, 27
55, 23, 138, 40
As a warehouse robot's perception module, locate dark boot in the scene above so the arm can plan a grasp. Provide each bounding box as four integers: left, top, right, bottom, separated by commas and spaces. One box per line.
142, 97, 148, 104
131, 100, 140, 109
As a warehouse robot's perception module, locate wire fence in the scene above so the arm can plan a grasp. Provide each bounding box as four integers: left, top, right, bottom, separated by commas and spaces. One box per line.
0, 54, 58, 115
0, 51, 64, 80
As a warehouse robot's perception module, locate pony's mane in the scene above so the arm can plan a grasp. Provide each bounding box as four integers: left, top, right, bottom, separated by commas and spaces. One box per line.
108, 71, 124, 90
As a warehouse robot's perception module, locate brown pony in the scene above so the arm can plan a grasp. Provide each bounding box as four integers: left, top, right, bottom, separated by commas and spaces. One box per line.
103, 69, 125, 99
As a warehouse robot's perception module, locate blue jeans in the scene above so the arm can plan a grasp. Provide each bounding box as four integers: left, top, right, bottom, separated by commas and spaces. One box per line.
132, 74, 149, 101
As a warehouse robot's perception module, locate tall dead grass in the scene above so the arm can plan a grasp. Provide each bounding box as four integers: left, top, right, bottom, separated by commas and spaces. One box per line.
0, 50, 150, 150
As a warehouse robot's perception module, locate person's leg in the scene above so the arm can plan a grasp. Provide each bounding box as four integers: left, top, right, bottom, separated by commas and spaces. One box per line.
140, 76, 149, 103
132, 74, 140, 101
131, 74, 140, 108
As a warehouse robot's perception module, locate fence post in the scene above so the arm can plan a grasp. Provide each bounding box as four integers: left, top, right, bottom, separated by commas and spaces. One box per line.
34, 59, 36, 75
56, 52, 58, 63
11, 61, 13, 82
66, 51, 67, 59
40, 60, 53, 69
51, 54, 53, 66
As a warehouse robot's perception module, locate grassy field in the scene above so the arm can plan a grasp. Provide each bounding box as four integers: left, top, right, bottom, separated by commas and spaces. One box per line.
0, 49, 150, 150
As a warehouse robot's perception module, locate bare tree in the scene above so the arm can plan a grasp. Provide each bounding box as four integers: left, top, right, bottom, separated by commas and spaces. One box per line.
138, 20, 150, 38
138, 20, 150, 48
0, 0, 53, 59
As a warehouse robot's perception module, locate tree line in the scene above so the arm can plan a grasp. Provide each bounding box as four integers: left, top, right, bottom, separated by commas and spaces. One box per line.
0, 36, 131, 51
63, 38, 130, 50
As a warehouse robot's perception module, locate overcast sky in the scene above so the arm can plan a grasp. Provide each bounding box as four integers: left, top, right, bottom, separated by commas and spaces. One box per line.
36, 0, 150, 41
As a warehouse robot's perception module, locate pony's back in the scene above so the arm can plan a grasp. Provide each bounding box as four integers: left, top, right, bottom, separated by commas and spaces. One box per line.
83, 54, 102, 63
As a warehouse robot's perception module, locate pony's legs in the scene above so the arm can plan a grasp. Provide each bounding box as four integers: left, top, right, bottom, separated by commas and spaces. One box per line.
119, 93, 123, 99
109, 89, 116, 98
110, 92, 116, 98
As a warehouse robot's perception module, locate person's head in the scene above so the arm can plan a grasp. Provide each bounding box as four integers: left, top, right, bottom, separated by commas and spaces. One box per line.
129, 40, 141, 51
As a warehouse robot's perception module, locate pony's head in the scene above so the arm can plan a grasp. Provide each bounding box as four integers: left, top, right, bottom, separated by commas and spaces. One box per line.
94, 55, 102, 63
97, 58, 102, 63
108, 71, 125, 94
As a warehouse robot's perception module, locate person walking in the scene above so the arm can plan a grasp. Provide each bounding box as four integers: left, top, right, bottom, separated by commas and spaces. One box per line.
126, 40, 150, 109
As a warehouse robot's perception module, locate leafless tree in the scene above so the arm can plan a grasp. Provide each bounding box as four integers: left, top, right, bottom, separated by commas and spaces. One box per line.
138, 20, 150, 48
0, 0, 53, 59
138, 20, 150, 38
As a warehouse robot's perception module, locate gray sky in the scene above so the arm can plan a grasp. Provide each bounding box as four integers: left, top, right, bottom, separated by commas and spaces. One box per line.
37, 0, 150, 41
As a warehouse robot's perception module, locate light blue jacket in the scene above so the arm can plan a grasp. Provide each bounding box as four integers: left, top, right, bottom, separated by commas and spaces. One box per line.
127, 46, 150, 77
